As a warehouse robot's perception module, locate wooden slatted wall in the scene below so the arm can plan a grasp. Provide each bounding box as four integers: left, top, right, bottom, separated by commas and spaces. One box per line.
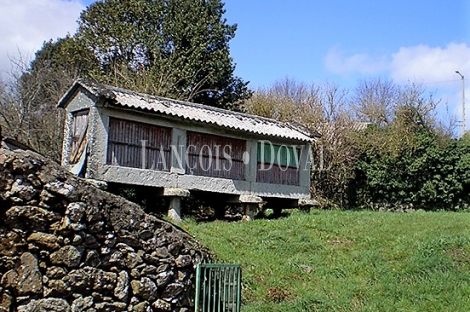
256, 143, 300, 185
186, 132, 246, 180
107, 118, 171, 171
256, 165, 300, 186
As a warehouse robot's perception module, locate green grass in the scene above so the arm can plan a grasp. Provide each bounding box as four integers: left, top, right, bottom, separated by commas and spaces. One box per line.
182, 210, 470, 311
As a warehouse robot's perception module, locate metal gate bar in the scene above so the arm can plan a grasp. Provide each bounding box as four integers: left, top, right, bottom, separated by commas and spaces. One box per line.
195, 263, 241, 312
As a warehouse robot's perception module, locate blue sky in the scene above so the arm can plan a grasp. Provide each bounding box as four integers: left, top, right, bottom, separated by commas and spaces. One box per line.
1, 0, 469, 126
222, 0, 469, 88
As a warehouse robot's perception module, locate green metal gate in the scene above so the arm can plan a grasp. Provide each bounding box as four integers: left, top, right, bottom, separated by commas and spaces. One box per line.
195, 263, 241, 312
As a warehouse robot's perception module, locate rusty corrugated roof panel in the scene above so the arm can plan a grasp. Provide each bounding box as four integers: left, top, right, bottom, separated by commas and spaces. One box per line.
60, 79, 316, 142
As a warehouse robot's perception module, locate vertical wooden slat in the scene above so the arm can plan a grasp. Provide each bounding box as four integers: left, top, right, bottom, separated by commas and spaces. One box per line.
217, 269, 222, 312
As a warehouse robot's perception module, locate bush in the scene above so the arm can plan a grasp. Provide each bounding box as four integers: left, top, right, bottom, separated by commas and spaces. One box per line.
353, 123, 470, 211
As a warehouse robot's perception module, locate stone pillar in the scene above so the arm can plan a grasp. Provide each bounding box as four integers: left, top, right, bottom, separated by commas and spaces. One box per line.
244, 140, 257, 186
163, 188, 190, 223
299, 143, 312, 189
239, 194, 264, 221
168, 197, 182, 223
170, 128, 187, 174
242, 203, 259, 221
298, 198, 319, 212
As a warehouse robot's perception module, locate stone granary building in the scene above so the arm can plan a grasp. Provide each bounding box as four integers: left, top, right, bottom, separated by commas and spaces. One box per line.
58, 80, 317, 221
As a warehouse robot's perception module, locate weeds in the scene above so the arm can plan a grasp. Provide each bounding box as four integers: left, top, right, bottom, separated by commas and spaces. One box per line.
185, 210, 470, 311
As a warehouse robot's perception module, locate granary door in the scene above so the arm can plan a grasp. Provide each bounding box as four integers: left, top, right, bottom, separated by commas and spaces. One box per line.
67, 110, 90, 176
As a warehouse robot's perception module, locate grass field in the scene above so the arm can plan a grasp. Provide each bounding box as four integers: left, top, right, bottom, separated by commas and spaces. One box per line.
183, 210, 470, 311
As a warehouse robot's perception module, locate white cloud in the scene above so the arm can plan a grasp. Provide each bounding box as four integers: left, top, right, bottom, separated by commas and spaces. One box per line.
324, 47, 389, 76
324, 43, 470, 134
390, 43, 470, 85
389, 43, 470, 133
0, 0, 85, 77
325, 43, 470, 87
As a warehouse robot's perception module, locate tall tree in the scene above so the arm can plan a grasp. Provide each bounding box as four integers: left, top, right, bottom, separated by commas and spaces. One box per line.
2, 0, 250, 160
76, 0, 251, 109
27, 36, 99, 108
0, 51, 70, 161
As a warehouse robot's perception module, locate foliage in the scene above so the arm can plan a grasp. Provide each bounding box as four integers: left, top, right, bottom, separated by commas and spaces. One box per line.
76, 0, 251, 109
184, 210, 470, 311
345, 80, 467, 210
0, 48, 79, 160
244, 78, 323, 124
1, 0, 250, 161
245, 77, 465, 210
353, 108, 470, 211
352, 78, 440, 128
244, 78, 359, 208
29, 36, 99, 95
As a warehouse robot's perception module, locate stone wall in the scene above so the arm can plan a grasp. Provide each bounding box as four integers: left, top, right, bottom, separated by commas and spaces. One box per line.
0, 139, 213, 311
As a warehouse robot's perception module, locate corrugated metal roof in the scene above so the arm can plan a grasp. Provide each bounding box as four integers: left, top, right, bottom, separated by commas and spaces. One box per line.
59, 79, 317, 142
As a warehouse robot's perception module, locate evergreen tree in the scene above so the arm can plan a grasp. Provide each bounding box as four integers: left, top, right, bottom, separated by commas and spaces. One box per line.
76, 0, 251, 109
6, 0, 250, 160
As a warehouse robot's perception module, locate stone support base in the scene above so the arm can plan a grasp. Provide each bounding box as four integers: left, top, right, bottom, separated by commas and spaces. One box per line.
239, 195, 265, 221
298, 198, 319, 211
168, 197, 183, 223
163, 188, 190, 223
241, 203, 259, 221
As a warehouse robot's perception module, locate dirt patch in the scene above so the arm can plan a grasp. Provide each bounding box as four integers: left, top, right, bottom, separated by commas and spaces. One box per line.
446, 248, 470, 270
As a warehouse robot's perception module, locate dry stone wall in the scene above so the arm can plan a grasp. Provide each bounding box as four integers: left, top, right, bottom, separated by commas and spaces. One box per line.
0, 140, 212, 312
